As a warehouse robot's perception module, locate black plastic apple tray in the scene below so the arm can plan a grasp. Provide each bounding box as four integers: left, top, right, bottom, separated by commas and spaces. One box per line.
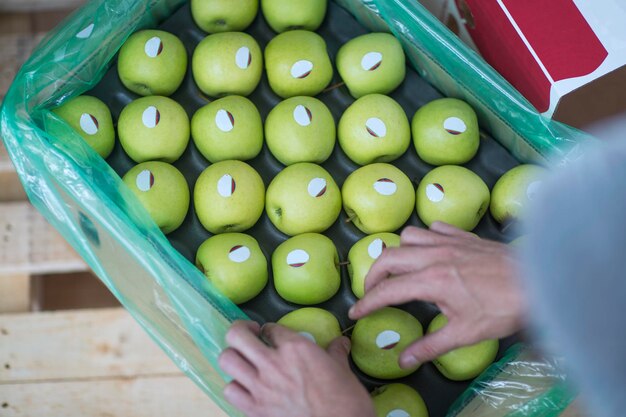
89, 3, 520, 416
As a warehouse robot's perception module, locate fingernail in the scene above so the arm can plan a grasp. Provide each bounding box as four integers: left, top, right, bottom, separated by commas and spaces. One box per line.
348, 306, 356, 318
400, 354, 418, 369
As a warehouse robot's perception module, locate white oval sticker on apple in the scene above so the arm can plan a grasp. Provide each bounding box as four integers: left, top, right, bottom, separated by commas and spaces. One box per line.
307, 178, 327, 198
373, 178, 396, 196
142, 106, 160, 128
228, 245, 251, 263
426, 183, 445, 202
367, 238, 386, 260
215, 109, 235, 132
361, 51, 383, 71
76, 23, 94, 39
366, 118, 387, 138
291, 60, 313, 79
79, 113, 99, 135
136, 170, 154, 192
217, 174, 236, 197
144, 36, 163, 58
443, 117, 466, 135
299, 332, 317, 344
235, 46, 251, 69
293, 105, 312, 126
387, 410, 411, 417
376, 330, 401, 350
287, 249, 309, 267
526, 180, 542, 200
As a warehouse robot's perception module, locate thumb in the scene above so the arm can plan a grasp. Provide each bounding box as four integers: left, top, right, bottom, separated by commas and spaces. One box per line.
326, 336, 351, 368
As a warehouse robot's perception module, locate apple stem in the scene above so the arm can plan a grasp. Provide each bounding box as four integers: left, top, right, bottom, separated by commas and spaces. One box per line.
341, 324, 356, 335
323, 81, 345, 93
338, 261, 350, 266
345, 215, 356, 224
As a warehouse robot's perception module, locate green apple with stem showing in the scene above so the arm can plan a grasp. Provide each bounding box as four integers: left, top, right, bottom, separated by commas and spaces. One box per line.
193, 32, 263, 97
342, 163, 415, 234
118, 96, 190, 163
196, 233, 268, 304
261, 0, 327, 33
338, 94, 410, 165
416, 165, 490, 231
272, 233, 340, 305
277, 307, 341, 348
191, 95, 263, 163
194, 160, 265, 234
122, 161, 189, 234
117, 30, 187, 96
490, 164, 548, 227
336, 33, 406, 99
371, 383, 429, 417
191, 0, 258, 33
412, 98, 480, 166
351, 307, 423, 379
428, 313, 499, 381
348, 232, 400, 298
265, 30, 333, 98
265, 96, 336, 165
266, 163, 341, 235
52, 95, 115, 158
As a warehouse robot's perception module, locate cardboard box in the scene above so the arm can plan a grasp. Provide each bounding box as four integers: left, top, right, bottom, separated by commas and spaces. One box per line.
421, 0, 626, 128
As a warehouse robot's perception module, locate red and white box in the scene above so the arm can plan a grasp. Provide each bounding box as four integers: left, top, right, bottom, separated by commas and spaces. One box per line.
421, 0, 626, 128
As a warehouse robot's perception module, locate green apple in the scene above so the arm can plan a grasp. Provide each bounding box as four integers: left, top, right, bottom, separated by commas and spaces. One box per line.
266, 163, 341, 235
351, 307, 423, 379
348, 233, 400, 298
261, 0, 327, 33
194, 160, 265, 234
122, 161, 189, 234
52, 95, 115, 158
117, 95, 190, 163
272, 233, 340, 305
416, 165, 489, 231
508, 235, 526, 247
412, 98, 480, 166
277, 307, 341, 348
342, 163, 415, 234
191, 0, 258, 33
371, 384, 429, 417
264, 30, 333, 98
196, 233, 268, 304
191, 95, 263, 163
117, 30, 187, 96
490, 164, 548, 225
265, 96, 336, 165
193, 32, 263, 97
428, 313, 498, 381
336, 33, 406, 99
338, 94, 410, 165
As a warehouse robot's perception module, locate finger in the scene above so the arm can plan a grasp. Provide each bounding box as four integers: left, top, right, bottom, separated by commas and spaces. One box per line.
223, 381, 256, 415
261, 323, 306, 348
430, 221, 478, 239
218, 348, 258, 389
326, 336, 351, 369
225, 321, 271, 367
399, 323, 463, 368
364, 246, 452, 293
400, 225, 457, 246
350, 270, 447, 319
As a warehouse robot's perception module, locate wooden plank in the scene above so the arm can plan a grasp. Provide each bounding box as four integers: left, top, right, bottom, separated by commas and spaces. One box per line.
0, 308, 181, 382
0, 14, 35, 103
0, 375, 228, 417
0, 274, 30, 313
0, 142, 27, 202
0, 202, 87, 275
0, 0, 85, 13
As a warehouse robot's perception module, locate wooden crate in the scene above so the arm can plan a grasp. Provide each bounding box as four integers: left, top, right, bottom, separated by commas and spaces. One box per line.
0, 2, 585, 417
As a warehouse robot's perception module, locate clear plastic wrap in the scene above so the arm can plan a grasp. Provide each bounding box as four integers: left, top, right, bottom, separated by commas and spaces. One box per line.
0, 0, 579, 415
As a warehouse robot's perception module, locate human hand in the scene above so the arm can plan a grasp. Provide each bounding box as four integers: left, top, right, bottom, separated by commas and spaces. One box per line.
349, 222, 526, 369
219, 321, 375, 417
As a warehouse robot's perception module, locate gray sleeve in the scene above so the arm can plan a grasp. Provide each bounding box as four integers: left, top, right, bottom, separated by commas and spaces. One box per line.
522, 116, 626, 417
